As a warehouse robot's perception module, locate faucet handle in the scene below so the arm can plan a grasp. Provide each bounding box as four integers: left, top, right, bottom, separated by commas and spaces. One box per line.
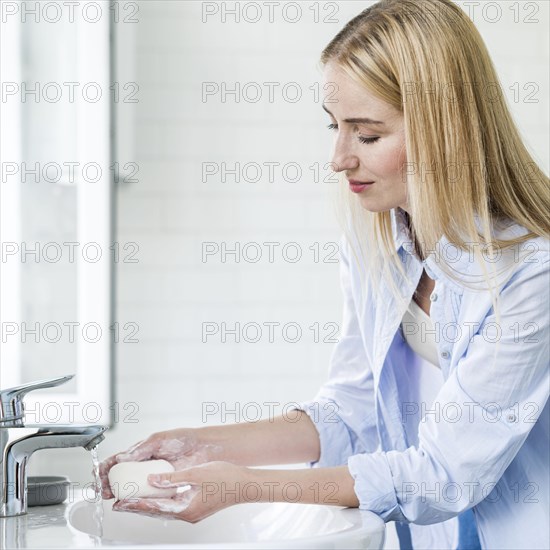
0, 374, 74, 426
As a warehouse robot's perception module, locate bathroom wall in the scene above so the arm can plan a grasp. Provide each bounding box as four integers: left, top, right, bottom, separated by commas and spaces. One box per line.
30, 0, 548, 509
30, 0, 353, 482
110, 0, 349, 440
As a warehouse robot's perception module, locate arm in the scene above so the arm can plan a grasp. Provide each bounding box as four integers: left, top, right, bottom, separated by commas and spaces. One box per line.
114, 463, 360, 521
247, 464, 359, 507
99, 411, 320, 498
196, 410, 321, 466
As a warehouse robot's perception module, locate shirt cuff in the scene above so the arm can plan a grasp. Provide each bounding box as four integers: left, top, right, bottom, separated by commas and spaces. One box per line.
347, 451, 406, 522
295, 399, 355, 468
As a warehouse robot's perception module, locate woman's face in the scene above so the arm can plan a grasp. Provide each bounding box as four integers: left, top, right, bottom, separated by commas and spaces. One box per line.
323, 62, 409, 213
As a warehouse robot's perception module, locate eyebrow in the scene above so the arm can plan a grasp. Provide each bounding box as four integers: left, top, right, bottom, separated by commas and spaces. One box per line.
322, 103, 385, 126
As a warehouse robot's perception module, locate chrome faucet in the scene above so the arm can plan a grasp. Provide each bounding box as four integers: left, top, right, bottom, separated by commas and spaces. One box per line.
0, 375, 107, 517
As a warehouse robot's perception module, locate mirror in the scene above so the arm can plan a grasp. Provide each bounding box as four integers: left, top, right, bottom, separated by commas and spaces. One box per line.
0, 2, 112, 424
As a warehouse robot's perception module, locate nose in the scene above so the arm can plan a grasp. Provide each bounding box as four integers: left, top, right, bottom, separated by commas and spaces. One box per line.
330, 134, 359, 174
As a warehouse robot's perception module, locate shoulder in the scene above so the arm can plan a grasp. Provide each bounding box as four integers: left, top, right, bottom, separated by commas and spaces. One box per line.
490, 222, 548, 281
456, 218, 549, 290
458, 227, 549, 321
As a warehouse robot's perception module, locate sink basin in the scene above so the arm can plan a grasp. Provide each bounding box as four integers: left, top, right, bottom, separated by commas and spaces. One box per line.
67, 498, 385, 549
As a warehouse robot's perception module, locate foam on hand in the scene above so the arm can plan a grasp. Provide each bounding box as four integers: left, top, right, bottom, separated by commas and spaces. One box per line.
108, 459, 176, 500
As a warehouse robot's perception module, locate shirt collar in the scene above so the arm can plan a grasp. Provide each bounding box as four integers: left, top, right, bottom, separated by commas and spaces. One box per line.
391, 207, 412, 253
391, 207, 470, 287
391, 208, 527, 290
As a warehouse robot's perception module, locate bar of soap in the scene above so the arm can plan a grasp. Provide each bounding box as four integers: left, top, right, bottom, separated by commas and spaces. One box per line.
108, 460, 176, 500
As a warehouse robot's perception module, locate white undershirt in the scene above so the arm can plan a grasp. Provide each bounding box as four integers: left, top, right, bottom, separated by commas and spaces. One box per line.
398, 299, 459, 549
401, 298, 441, 368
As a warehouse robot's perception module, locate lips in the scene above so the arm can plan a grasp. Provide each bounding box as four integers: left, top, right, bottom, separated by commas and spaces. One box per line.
348, 179, 374, 193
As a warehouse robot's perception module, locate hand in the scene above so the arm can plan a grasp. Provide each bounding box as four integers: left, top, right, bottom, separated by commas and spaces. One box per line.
99, 428, 222, 499
112, 461, 247, 523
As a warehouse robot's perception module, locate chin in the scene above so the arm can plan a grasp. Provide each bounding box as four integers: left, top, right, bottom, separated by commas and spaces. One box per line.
357, 196, 397, 213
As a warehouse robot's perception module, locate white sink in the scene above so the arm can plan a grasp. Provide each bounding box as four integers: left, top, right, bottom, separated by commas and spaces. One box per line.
67, 498, 385, 549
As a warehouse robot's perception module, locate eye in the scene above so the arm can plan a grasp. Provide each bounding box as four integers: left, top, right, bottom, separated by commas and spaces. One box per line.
327, 123, 338, 130
358, 136, 380, 144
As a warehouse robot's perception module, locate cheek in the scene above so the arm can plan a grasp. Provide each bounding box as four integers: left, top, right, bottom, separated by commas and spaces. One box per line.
377, 139, 407, 184
371, 144, 406, 180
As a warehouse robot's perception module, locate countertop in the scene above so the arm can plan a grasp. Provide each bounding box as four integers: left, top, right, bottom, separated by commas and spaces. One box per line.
0, 497, 101, 549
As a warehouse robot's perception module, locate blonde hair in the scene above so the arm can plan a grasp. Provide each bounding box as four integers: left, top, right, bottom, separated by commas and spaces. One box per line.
322, 0, 549, 368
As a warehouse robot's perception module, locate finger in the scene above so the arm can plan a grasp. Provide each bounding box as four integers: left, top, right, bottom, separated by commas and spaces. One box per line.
156, 438, 195, 461
112, 498, 167, 518
171, 443, 224, 470
114, 439, 154, 462
98, 455, 118, 499
148, 470, 195, 488
113, 497, 191, 518
172, 452, 210, 470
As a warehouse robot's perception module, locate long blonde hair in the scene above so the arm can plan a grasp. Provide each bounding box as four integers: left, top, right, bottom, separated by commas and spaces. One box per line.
322, 0, 549, 367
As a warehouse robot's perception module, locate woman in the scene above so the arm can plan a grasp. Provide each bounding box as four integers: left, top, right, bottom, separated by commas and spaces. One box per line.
100, 1, 549, 548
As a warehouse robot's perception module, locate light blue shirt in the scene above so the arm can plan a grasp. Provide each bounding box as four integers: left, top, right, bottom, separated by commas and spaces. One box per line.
298, 207, 549, 550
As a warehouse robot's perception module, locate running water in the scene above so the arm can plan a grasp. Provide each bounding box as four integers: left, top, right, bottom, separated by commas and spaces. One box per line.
90, 446, 104, 541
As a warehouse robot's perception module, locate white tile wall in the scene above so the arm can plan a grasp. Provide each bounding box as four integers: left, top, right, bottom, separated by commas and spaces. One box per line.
30, 10, 548, 548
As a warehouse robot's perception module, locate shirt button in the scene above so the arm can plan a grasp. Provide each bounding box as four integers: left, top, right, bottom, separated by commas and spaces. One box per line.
441, 351, 450, 359
430, 293, 438, 302
507, 414, 517, 423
